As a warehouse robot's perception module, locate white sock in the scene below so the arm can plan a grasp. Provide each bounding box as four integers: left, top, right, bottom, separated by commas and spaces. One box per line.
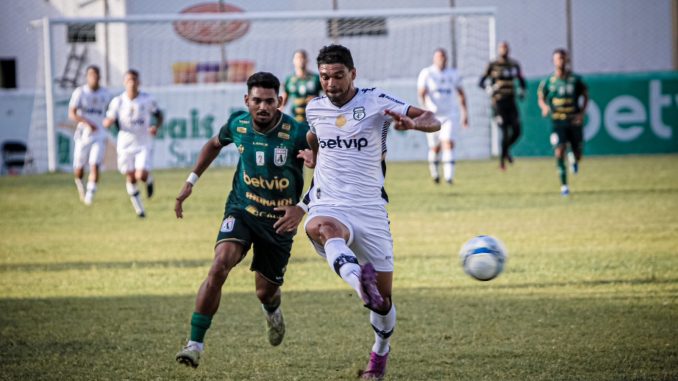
74, 178, 85, 199
84, 181, 96, 205
324, 238, 363, 298
442, 149, 455, 182
370, 304, 396, 355
427, 151, 439, 179
126, 182, 145, 215
187, 340, 204, 352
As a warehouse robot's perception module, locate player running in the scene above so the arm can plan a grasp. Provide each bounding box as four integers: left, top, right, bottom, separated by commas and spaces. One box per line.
479, 41, 526, 170
417, 48, 468, 184
280, 49, 323, 124
301, 44, 440, 379
174, 72, 310, 368
538, 48, 589, 196
68, 65, 110, 205
103, 69, 163, 217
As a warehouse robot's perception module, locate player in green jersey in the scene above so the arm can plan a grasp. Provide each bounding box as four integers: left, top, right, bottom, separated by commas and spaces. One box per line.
479, 41, 526, 170
174, 72, 311, 368
280, 49, 322, 123
538, 48, 588, 196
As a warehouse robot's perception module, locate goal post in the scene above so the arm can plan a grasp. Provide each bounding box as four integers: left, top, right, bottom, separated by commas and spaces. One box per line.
34, 7, 496, 173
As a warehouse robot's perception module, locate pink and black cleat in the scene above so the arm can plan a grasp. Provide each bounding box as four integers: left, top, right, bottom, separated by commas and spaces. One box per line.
359, 263, 385, 310
358, 350, 389, 380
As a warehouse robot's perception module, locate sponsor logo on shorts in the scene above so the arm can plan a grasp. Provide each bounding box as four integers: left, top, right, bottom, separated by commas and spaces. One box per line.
220, 216, 236, 232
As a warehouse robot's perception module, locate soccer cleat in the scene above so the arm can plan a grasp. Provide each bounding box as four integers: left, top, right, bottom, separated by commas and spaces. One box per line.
84, 191, 94, 206
507, 154, 514, 164
499, 160, 506, 171
359, 263, 385, 310
432, 176, 440, 184
146, 182, 154, 198
138, 211, 146, 218
263, 306, 285, 346
446, 179, 454, 185
358, 350, 389, 380
175, 343, 202, 368
561, 185, 570, 196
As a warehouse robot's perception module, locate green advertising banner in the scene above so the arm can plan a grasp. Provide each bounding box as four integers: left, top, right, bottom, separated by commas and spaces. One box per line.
514, 71, 678, 156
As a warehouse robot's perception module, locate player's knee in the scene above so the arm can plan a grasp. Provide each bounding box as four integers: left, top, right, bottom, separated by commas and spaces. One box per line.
317, 222, 344, 242
255, 286, 278, 304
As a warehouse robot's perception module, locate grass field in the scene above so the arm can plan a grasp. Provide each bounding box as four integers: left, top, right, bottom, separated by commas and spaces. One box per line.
1, 155, 677, 380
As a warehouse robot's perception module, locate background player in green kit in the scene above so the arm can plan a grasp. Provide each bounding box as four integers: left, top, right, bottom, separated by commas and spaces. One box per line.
479, 41, 526, 170
174, 72, 310, 368
538, 48, 588, 196
280, 49, 322, 123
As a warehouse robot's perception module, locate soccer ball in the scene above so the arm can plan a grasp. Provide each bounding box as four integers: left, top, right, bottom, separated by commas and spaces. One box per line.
459, 235, 507, 281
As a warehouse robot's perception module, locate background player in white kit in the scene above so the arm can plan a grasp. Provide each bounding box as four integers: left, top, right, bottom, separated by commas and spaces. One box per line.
301, 44, 440, 380
417, 48, 469, 184
103, 69, 163, 218
68, 65, 110, 205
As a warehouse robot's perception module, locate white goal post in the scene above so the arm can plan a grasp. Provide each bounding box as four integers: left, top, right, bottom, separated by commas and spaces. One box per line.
34, 7, 496, 173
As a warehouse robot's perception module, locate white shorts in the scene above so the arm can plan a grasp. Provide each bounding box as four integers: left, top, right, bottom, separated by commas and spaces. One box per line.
117, 145, 152, 174
73, 138, 106, 169
304, 204, 394, 272
426, 115, 460, 148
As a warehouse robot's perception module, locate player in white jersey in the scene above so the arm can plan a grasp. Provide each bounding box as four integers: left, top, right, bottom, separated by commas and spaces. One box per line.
417, 48, 468, 184
103, 69, 163, 218
300, 44, 440, 380
68, 65, 110, 205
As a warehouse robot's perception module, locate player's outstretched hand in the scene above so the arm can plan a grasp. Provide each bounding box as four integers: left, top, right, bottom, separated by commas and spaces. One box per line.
297, 149, 315, 169
273, 205, 305, 235
384, 109, 415, 131
174, 183, 193, 219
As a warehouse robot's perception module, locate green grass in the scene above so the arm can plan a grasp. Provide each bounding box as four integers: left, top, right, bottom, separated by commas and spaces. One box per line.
1, 155, 677, 380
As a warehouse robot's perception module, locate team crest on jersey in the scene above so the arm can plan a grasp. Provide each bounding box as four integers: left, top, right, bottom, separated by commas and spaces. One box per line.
274, 147, 288, 167
353, 107, 366, 120
256, 151, 265, 166
220, 216, 236, 232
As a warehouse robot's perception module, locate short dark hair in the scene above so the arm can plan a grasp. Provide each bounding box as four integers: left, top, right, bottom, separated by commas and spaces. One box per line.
553, 48, 568, 57
125, 69, 140, 78
294, 49, 308, 58
247, 72, 280, 94
86, 65, 100, 75
317, 44, 354, 70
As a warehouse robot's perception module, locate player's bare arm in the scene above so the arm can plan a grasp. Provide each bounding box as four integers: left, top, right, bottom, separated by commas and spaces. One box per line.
457, 88, 469, 128
174, 136, 224, 218
149, 110, 164, 136
538, 91, 550, 117
69, 106, 97, 130
385, 107, 440, 132
303, 130, 319, 168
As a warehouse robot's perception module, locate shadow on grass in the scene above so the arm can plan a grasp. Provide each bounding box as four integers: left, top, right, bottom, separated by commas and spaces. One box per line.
0, 288, 675, 381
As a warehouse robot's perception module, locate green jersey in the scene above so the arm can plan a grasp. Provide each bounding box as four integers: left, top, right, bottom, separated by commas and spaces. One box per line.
283, 72, 322, 123
218, 111, 309, 220
539, 72, 587, 127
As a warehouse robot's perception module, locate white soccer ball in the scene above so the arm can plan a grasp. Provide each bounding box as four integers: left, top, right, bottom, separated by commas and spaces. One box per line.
459, 235, 507, 281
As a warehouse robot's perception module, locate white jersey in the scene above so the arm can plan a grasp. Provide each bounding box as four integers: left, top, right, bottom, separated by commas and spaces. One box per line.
305, 88, 410, 207
106, 92, 159, 151
68, 85, 110, 142
417, 65, 462, 117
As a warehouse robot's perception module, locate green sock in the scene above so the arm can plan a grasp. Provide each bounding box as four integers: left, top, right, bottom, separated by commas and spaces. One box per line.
190, 312, 212, 343
557, 157, 567, 185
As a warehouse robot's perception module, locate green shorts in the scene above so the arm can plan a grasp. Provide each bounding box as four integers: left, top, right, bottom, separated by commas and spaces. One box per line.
551, 123, 583, 152
216, 209, 293, 285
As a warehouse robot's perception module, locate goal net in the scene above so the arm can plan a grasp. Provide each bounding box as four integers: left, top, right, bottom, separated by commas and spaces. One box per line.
31, 7, 495, 172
